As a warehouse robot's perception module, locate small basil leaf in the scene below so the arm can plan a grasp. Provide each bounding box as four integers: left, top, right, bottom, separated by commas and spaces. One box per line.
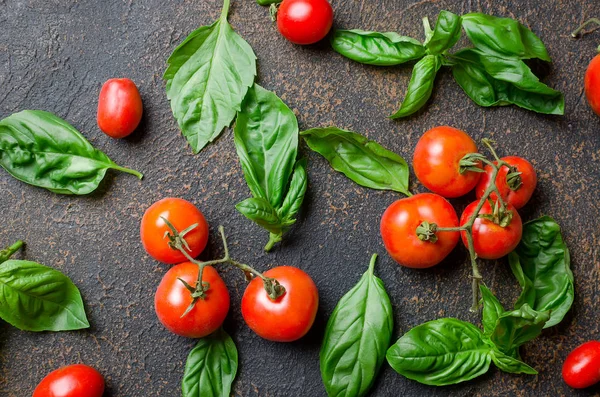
0, 260, 89, 331
236, 197, 284, 236
425, 11, 462, 55
390, 55, 442, 118
462, 13, 550, 61
490, 349, 538, 375
331, 30, 426, 66
320, 254, 393, 397
301, 127, 410, 195
182, 328, 238, 397
489, 304, 550, 357
278, 158, 308, 223
164, 3, 257, 153
480, 284, 505, 338
234, 84, 298, 209
509, 216, 574, 328
0, 110, 142, 195
386, 318, 491, 386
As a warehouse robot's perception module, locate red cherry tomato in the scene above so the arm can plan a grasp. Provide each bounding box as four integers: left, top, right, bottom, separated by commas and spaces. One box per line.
155, 262, 230, 338
380, 193, 459, 269
242, 266, 318, 342
563, 341, 600, 389
97, 78, 143, 138
33, 364, 104, 397
140, 198, 209, 264
413, 126, 482, 198
585, 54, 600, 116
460, 200, 522, 260
475, 156, 537, 210
277, 0, 334, 45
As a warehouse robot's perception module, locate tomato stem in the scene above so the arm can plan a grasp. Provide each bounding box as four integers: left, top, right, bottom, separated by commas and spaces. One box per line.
571, 18, 600, 38
0, 240, 24, 264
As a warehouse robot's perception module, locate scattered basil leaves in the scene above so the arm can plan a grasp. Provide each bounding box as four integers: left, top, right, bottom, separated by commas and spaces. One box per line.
480, 284, 505, 338
182, 328, 238, 397
390, 55, 442, 118
164, 0, 257, 153
301, 127, 410, 195
424, 11, 462, 55
0, 110, 142, 195
509, 216, 574, 328
490, 349, 538, 375
320, 254, 393, 397
331, 30, 426, 66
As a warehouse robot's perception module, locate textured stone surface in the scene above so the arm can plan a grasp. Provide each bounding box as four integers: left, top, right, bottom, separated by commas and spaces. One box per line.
1, 0, 599, 396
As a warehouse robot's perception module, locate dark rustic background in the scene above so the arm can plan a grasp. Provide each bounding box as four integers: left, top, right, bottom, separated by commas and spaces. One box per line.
1, 0, 599, 396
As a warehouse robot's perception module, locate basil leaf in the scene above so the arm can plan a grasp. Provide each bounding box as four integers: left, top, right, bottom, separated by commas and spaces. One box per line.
164, 1, 257, 154
462, 13, 550, 61
509, 216, 574, 328
390, 55, 442, 118
425, 11, 462, 55
480, 284, 505, 338
0, 110, 142, 195
235, 197, 285, 235
490, 349, 537, 375
320, 254, 393, 397
278, 158, 308, 223
0, 260, 89, 331
331, 29, 426, 66
182, 328, 238, 397
452, 49, 564, 114
301, 127, 410, 195
386, 318, 491, 386
489, 304, 550, 357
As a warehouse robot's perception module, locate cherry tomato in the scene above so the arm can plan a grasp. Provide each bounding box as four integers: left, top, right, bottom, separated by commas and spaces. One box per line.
277, 0, 334, 45
380, 193, 459, 269
97, 78, 143, 138
460, 200, 522, 260
33, 364, 104, 397
140, 198, 209, 264
585, 54, 600, 116
475, 156, 537, 210
155, 262, 230, 338
242, 266, 318, 342
563, 341, 600, 389
413, 126, 482, 198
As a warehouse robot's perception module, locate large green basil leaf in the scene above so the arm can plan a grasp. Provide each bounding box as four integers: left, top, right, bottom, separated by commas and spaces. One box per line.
301, 127, 410, 195
278, 158, 308, 223
386, 318, 491, 386
425, 11, 462, 55
320, 254, 393, 397
164, 0, 256, 154
490, 349, 537, 375
480, 284, 505, 338
390, 55, 442, 118
451, 49, 564, 114
462, 13, 550, 61
489, 304, 550, 357
509, 216, 574, 328
0, 260, 89, 331
331, 30, 425, 66
182, 328, 238, 397
235, 197, 285, 236
0, 110, 142, 195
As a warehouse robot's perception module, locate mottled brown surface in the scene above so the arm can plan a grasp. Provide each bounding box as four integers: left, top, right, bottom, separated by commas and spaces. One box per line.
0, 0, 599, 395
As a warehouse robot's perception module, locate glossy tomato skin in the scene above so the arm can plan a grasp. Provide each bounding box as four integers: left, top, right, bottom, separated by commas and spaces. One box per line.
563, 341, 600, 389
413, 126, 482, 198
475, 156, 537, 209
460, 201, 522, 260
155, 263, 230, 338
97, 78, 143, 138
140, 198, 209, 264
277, 0, 333, 45
242, 266, 318, 342
380, 193, 459, 268
585, 54, 600, 116
33, 364, 104, 397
